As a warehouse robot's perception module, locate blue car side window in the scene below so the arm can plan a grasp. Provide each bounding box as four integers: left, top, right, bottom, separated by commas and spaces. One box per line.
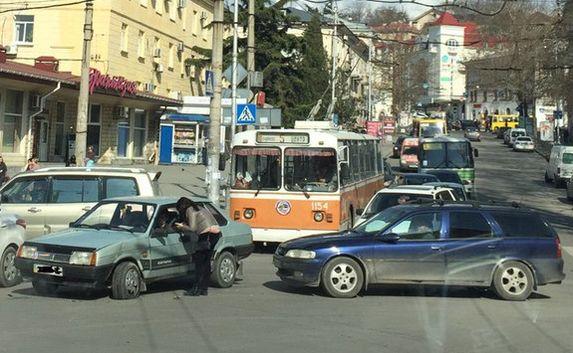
389, 212, 442, 240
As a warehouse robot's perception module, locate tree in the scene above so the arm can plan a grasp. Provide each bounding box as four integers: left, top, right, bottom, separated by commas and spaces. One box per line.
340, 3, 370, 23
367, 7, 408, 26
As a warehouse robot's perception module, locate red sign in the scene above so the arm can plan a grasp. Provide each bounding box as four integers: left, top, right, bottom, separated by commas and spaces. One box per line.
89, 68, 138, 97
256, 91, 266, 107
366, 121, 384, 137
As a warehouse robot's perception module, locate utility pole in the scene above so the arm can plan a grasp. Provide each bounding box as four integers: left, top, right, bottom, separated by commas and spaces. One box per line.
207, 0, 224, 204
229, 0, 239, 181
329, 0, 338, 122
367, 42, 372, 122
247, 0, 255, 89
75, 0, 93, 167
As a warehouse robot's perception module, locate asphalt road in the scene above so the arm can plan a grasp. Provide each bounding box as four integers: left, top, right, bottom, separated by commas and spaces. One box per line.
0, 133, 572, 353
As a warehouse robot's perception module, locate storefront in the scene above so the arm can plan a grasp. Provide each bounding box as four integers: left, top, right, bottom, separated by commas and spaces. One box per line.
0, 51, 181, 166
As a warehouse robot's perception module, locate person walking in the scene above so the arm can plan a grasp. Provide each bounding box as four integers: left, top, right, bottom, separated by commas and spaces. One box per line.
85, 145, 96, 167
0, 155, 8, 184
175, 197, 221, 296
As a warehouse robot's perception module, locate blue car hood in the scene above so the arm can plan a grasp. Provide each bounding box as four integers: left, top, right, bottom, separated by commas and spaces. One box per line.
31, 228, 136, 250
281, 231, 362, 249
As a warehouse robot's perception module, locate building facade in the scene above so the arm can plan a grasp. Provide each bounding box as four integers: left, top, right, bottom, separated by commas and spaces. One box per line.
0, 0, 214, 98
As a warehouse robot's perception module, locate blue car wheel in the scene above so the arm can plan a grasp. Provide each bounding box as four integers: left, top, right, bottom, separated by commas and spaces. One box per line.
321, 257, 364, 298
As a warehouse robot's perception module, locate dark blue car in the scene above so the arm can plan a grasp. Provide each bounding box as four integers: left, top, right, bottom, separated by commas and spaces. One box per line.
273, 203, 565, 300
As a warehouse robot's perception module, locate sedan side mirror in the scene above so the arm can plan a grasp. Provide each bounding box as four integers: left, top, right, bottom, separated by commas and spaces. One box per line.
355, 208, 364, 217
474, 148, 479, 158
379, 233, 401, 243
69, 222, 76, 228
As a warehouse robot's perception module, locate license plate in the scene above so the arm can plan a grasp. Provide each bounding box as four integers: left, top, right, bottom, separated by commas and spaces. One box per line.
33, 264, 63, 277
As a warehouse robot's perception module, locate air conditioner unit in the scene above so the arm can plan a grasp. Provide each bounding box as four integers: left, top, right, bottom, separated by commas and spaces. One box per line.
30, 94, 41, 109
155, 63, 164, 73
4, 44, 17, 55
200, 11, 208, 22
144, 83, 156, 92
177, 42, 185, 53
153, 48, 162, 58
178, 0, 187, 8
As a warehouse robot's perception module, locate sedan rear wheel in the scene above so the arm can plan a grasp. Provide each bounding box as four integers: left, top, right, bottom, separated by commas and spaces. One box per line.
321, 257, 363, 298
0, 247, 22, 287
492, 261, 533, 301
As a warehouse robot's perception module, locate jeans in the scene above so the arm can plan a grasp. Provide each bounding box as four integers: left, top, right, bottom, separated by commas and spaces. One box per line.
193, 232, 221, 290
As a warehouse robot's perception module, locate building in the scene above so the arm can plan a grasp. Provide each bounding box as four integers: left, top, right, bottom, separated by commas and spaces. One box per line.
409, 12, 482, 120
0, 49, 180, 166
0, 0, 214, 99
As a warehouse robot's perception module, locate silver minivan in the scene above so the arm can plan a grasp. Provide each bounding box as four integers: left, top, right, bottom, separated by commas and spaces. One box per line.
0, 167, 160, 236
545, 146, 573, 188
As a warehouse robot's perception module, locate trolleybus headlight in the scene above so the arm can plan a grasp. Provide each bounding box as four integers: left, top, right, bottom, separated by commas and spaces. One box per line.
285, 249, 316, 259
243, 209, 255, 219
313, 212, 324, 222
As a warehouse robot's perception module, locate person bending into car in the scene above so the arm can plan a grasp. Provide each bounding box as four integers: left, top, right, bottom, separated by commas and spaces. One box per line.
175, 197, 221, 297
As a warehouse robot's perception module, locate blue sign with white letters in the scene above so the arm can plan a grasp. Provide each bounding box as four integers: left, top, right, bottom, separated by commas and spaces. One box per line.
236, 104, 257, 125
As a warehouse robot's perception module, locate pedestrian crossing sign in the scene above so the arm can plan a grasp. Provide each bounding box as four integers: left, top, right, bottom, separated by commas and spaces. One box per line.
236, 104, 257, 125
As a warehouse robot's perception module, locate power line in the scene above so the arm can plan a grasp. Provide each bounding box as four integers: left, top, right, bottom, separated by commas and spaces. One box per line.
0, 0, 91, 13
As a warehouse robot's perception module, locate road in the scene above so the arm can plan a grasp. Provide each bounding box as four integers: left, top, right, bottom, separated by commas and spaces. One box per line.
0, 133, 571, 353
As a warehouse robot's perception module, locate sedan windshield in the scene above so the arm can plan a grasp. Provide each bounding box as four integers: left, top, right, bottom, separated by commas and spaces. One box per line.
364, 193, 432, 217
284, 148, 338, 192
354, 207, 408, 235
73, 202, 156, 233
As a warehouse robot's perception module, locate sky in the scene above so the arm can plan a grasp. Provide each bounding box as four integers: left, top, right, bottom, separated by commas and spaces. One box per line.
296, 0, 443, 19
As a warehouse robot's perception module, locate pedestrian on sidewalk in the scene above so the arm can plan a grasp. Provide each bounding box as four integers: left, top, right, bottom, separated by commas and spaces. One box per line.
85, 145, 96, 167
24, 156, 40, 172
174, 197, 221, 297
0, 155, 9, 184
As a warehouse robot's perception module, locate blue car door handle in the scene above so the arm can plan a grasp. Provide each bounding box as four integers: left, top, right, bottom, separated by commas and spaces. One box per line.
431, 246, 442, 251
487, 244, 497, 249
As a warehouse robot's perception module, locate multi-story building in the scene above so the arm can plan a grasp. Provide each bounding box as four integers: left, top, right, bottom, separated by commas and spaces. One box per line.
0, 0, 214, 165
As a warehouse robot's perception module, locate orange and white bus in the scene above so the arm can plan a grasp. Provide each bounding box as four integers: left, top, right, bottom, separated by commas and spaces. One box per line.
230, 123, 388, 244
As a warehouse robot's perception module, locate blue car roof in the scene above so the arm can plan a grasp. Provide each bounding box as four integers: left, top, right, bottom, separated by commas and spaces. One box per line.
103, 196, 210, 205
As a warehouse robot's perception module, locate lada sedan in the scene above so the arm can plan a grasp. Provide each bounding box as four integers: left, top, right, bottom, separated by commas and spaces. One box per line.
15, 197, 253, 299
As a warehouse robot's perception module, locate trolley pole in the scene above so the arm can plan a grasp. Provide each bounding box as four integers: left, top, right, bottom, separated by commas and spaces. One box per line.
75, 0, 94, 166
207, 0, 224, 204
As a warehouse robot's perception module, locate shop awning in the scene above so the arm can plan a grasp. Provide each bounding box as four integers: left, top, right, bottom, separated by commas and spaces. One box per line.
164, 114, 210, 123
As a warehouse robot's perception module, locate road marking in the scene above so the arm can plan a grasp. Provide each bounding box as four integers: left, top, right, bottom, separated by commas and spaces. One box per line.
563, 246, 573, 257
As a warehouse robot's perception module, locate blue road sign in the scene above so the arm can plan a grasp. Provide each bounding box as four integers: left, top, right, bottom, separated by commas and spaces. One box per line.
236, 104, 257, 125
205, 70, 214, 96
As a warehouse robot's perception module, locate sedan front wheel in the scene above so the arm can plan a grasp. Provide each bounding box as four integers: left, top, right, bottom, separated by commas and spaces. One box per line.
321, 257, 364, 298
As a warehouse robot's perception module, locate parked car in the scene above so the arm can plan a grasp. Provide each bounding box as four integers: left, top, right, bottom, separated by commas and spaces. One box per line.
0, 214, 26, 287
513, 136, 535, 152
503, 129, 512, 145
464, 127, 481, 142
424, 170, 464, 185
15, 196, 254, 299
508, 128, 527, 147
274, 203, 565, 300
0, 167, 161, 237
545, 145, 573, 188
496, 127, 509, 139
392, 136, 406, 159
424, 182, 468, 201
354, 185, 458, 226
399, 138, 419, 171
397, 173, 440, 186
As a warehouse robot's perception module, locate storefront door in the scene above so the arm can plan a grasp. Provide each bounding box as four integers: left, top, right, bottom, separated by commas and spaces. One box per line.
38, 120, 49, 161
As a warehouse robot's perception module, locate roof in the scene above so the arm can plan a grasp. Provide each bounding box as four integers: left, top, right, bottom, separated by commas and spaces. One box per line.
424, 182, 464, 188
378, 185, 451, 194
32, 167, 150, 174
420, 136, 469, 143
431, 12, 465, 27
0, 59, 182, 106
234, 128, 380, 142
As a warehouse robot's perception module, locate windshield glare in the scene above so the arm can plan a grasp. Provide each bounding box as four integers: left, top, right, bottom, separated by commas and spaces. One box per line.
232, 147, 281, 190
285, 148, 338, 192
355, 208, 407, 234
421, 142, 473, 169
75, 202, 155, 233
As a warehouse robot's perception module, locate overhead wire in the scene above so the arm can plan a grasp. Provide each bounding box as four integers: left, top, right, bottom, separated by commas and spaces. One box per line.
0, 0, 91, 13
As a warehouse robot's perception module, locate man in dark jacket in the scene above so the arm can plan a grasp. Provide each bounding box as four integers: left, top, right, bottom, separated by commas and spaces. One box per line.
0, 155, 8, 184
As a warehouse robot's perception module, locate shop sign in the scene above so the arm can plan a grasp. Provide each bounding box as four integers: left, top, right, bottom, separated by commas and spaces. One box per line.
89, 68, 138, 97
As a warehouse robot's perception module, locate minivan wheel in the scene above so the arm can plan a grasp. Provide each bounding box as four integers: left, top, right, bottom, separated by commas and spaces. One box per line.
211, 251, 236, 288
111, 262, 142, 300
492, 261, 533, 301
321, 257, 364, 298
0, 246, 21, 287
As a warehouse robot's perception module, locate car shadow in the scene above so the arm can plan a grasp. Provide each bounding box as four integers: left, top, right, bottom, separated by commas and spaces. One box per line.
12, 286, 109, 301
263, 280, 318, 296
557, 197, 573, 205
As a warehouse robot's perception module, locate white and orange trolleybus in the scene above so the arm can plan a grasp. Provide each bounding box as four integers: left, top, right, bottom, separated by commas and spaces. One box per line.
230, 122, 389, 244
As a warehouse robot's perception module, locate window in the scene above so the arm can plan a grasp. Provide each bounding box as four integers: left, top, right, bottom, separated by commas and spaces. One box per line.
166, 0, 176, 21
449, 212, 492, 238
193, 10, 200, 35
355, 208, 408, 235
232, 147, 281, 190
133, 110, 147, 158
76, 202, 155, 233
120, 23, 129, 53
284, 148, 338, 192
168, 43, 175, 69
54, 102, 66, 156
446, 39, 458, 47
364, 193, 433, 218
88, 104, 101, 156
117, 120, 130, 157
15, 15, 34, 44
50, 178, 99, 203
491, 213, 553, 238
202, 203, 228, 226
3, 90, 24, 152
1, 177, 49, 204
483, 90, 487, 102
138, 31, 146, 58
105, 178, 139, 198
563, 153, 573, 164
437, 191, 454, 201
389, 212, 442, 240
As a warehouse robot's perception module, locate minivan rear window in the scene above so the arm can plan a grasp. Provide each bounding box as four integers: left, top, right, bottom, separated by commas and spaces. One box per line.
563, 153, 573, 164
105, 178, 139, 199
491, 212, 553, 238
